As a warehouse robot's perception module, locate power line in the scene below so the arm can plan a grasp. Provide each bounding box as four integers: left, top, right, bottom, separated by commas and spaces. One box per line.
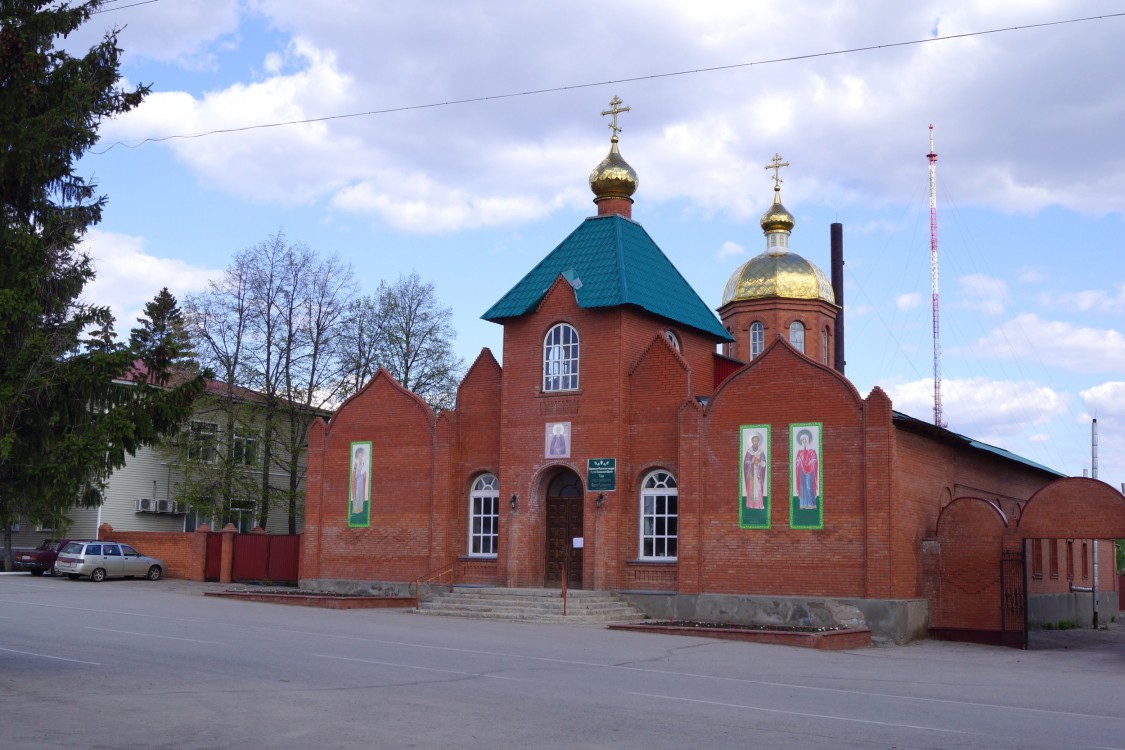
91, 0, 161, 14
92, 11, 1125, 154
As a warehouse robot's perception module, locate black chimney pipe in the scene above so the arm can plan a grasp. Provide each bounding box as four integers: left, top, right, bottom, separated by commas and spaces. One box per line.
830, 222, 845, 375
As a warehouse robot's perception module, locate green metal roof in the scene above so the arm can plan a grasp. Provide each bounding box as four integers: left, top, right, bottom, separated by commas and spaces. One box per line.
482, 215, 733, 342
892, 411, 1064, 477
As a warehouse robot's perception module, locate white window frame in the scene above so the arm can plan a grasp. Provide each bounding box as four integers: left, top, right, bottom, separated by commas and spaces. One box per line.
468, 474, 499, 557
543, 323, 580, 392
789, 321, 805, 353
750, 321, 765, 360
664, 330, 681, 352
189, 421, 219, 463
822, 327, 830, 364
230, 499, 256, 534
639, 470, 678, 561
234, 432, 259, 466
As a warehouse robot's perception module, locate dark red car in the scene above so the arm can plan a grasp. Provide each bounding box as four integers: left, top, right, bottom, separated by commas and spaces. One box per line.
13, 539, 71, 576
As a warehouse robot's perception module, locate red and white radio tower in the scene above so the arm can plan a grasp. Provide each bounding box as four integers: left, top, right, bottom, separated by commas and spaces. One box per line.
928, 124, 943, 427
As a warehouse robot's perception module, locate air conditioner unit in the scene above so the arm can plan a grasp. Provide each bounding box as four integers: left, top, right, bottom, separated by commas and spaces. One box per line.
170, 502, 186, 514
135, 497, 154, 512
155, 498, 173, 513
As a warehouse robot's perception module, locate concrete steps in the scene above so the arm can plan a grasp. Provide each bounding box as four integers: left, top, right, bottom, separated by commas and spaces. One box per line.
415, 586, 646, 624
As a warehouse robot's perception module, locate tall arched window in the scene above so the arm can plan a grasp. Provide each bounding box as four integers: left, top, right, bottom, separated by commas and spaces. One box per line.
468, 474, 499, 556
749, 321, 764, 360
822, 327, 830, 364
639, 470, 678, 560
789, 321, 805, 353
543, 323, 579, 391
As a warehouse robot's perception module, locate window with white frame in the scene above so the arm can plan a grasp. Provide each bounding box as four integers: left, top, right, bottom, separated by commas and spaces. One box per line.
789, 321, 805, 353
822, 327, 830, 364
230, 499, 256, 533
468, 474, 499, 556
750, 321, 765, 360
234, 432, 259, 466
188, 421, 218, 463
664, 330, 681, 352
543, 323, 579, 391
639, 470, 678, 560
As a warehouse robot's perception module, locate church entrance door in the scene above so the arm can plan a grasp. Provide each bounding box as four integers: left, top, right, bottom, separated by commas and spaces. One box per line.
545, 469, 583, 589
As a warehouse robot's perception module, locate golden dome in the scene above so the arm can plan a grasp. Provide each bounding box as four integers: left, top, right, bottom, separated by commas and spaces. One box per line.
721, 251, 835, 305
760, 186, 795, 233
589, 137, 638, 200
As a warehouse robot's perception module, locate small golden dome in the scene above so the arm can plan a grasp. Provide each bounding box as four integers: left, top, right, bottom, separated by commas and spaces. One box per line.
760, 186, 795, 233
590, 137, 638, 200
721, 251, 835, 305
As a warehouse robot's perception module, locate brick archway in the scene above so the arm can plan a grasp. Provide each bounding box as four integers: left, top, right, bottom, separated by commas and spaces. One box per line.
1016, 477, 1125, 539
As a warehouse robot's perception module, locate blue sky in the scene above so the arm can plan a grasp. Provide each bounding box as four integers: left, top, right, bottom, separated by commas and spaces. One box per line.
71, 1, 1125, 491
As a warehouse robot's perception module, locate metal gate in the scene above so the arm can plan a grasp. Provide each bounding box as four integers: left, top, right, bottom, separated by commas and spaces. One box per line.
205, 532, 223, 581
204, 533, 300, 583
999, 547, 1028, 649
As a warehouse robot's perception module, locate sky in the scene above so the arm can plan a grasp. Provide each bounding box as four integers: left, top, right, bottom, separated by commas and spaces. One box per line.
67, 0, 1125, 491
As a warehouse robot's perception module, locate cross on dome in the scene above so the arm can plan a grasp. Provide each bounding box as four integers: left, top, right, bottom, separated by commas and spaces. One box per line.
601, 96, 631, 141
765, 153, 790, 189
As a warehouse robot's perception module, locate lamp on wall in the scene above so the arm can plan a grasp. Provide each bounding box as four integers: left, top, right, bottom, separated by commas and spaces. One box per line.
510, 493, 518, 511
596, 493, 605, 508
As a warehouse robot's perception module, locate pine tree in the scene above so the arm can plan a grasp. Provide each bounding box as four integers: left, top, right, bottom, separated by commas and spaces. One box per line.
0, 2, 204, 567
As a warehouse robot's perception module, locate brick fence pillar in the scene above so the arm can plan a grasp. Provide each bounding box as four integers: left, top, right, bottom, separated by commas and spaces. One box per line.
219, 523, 237, 583
187, 525, 210, 582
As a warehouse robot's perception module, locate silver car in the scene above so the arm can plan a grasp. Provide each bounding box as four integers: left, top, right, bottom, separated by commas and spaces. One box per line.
54, 541, 164, 582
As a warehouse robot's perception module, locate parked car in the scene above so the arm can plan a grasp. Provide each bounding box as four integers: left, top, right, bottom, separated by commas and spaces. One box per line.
54, 541, 164, 582
13, 539, 71, 576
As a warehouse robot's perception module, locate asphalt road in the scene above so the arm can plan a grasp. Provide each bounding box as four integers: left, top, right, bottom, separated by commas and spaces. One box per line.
1, 573, 1123, 750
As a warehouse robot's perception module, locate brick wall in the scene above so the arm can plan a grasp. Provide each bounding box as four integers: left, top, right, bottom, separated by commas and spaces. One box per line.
98, 524, 206, 580
700, 338, 869, 599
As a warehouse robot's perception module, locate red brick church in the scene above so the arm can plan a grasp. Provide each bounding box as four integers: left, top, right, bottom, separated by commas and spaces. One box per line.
301, 102, 1124, 644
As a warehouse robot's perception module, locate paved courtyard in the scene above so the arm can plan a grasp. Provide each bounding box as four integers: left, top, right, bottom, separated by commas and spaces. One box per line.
1, 574, 1122, 749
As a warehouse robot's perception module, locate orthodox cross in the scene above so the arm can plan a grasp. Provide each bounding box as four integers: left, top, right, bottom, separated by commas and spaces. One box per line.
601, 96, 631, 139
765, 153, 790, 188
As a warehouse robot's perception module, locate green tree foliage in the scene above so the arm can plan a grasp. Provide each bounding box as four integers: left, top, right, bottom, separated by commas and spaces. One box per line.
0, 2, 204, 567
339, 272, 464, 412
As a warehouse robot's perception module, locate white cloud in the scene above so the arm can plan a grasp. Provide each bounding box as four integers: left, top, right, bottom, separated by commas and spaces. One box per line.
959, 273, 1007, 315
896, 292, 921, 310
968, 313, 1125, 373
84, 2, 1125, 232
81, 229, 221, 327
1018, 266, 1048, 284
883, 376, 1068, 440
1046, 285, 1125, 314
1079, 382, 1125, 419
717, 241, 746, 261
64, 0, 241, 67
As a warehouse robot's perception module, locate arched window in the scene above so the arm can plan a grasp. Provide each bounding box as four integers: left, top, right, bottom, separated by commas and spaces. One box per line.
543, 323, 579, 391
664, 330, 680, 352
468, 474, 499, 556
639, 470, 678, 560
749, 321, 764, 360
789, 321, 805, 353
822, 327, 830, 364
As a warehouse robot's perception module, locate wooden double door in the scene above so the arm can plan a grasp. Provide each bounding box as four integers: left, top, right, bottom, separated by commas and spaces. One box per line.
545, 470, 584, 589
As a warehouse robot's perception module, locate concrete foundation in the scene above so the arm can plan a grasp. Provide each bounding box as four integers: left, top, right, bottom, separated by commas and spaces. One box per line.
617, 591, 930, 644
300, 578, 415, 598
1029, 591, 1120, 628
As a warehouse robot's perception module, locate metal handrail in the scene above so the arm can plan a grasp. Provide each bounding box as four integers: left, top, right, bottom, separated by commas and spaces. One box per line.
414, 564, 454, 609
